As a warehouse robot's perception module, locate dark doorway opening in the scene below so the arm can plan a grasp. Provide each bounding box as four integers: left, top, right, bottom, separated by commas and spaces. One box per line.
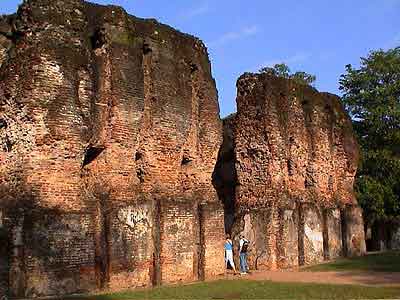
82, 146, 105, 167
340, 209, 348, 257
0, 225, 9, 297
212, 116, 237, 234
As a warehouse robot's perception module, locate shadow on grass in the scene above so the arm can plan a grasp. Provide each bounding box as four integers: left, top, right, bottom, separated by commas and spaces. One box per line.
62, 279, 400, 300
303, 251, 400, 273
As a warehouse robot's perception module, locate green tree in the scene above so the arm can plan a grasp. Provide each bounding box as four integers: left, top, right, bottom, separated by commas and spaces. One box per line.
259, 63, 290, 78
340, 47, 400, 232
291, 71, 316, 86
259, 63, 316, 86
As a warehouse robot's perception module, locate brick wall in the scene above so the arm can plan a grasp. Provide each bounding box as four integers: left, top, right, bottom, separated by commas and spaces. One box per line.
299, 204, 324, 265
325, 209, 343, 259
23, 212, 96, 297
160, 201, 198, 284
277, 208, 299, 269
217, 73, 365, 270
343, 206, 366, 257
108, 203, 154, 290
0, 0, 366, 297
201, 203, 225, 278
0, 0, 223, 297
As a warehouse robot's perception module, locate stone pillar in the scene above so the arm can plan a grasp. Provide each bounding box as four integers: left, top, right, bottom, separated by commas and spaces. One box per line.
299, 204, 324, 265
391, 226, 400, 250
200, 202, 225, 279
324, 208, 342, 259
160, 201, 197, 284
276, 208, 299, 269
343, 205, 366, 257
108, 202, 154, 290
234, 206, 280, 271
234, 212, 259, 270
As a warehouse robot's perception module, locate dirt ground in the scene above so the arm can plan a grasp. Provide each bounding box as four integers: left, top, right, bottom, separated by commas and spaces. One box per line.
221, 269, 400, 287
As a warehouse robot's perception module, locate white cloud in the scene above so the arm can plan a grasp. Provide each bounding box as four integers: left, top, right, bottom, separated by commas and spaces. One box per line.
208, 25, 260, 48
179, 2, 210, 20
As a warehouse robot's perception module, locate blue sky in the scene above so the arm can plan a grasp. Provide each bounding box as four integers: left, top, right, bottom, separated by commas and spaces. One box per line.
1, 1, 399, 117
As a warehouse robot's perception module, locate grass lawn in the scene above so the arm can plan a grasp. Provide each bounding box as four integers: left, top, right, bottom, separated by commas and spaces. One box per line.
303, 251, 400, 272
70, 280, 400, 300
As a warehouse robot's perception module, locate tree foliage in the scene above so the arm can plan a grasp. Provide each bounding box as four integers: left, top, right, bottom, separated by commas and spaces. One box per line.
259, 63, 316, 86
340, 47, 400, 225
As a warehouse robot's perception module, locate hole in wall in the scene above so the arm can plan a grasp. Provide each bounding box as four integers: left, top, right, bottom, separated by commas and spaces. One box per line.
143, 42, 152, 55
136, 168, 145, 183
328, 175, 333, 192
0, 119, 7, 129
189, 63, 198, 74
82, 146, 104, 167
3, 91, 11, 101
2, 135, 12, 152
287, 159, 294, 176
90, 28, 106, 50
181, 156, 192, 166
135, 152, 143, 161
212, 118, 237, 234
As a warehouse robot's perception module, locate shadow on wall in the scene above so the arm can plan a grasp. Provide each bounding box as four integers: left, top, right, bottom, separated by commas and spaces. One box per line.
0, 174, 226, 297
0, 177, 100, 298
212, 116, 237, 235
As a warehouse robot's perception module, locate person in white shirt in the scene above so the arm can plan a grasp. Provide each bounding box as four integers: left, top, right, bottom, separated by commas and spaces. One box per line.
239, 235, 249, 274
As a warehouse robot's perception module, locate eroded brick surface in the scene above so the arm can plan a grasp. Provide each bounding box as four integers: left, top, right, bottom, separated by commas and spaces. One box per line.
201, 203, 225, 279
0, 0, 223, 297
1, 0, 366, 297
326, 209, 342, 259
218, 73, 365, 269
343, 206, 367, 257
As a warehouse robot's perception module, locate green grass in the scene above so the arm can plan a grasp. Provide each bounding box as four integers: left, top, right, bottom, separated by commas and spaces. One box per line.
303, 251, 400, 272
69, 280, 400, 300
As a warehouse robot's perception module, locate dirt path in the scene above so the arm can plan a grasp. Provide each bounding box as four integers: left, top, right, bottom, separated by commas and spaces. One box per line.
221, 269, 400, 286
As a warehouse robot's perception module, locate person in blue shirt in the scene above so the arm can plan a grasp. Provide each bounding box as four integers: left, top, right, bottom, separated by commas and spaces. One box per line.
224, 234, 237, 274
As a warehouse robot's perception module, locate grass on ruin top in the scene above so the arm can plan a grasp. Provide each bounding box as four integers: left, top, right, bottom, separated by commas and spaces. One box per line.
69, 280, 400, 300
303, 251, 400, 273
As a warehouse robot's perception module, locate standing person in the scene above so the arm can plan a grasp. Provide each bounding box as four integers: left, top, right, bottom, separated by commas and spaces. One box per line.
239, 235, 249, 275
224, 234, 237, 274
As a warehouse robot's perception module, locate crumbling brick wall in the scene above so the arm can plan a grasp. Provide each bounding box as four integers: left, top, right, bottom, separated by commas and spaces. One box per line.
216, 73, 366, 269
0, 0, 224, 297
1, 0, 367, 297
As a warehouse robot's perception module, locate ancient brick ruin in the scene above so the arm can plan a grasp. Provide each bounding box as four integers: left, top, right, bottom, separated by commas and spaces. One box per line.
213, 74, 366, 270
0, 0, 365, 298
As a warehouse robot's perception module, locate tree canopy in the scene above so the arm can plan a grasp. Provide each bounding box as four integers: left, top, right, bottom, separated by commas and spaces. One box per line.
340, 47, 400, 226
259, 63, 316, 86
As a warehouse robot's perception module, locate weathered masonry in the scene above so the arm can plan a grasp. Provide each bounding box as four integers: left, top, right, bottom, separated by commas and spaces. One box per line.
0, 0, 364, 298
0, 0, 224, 297
213, 73, 366, 270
